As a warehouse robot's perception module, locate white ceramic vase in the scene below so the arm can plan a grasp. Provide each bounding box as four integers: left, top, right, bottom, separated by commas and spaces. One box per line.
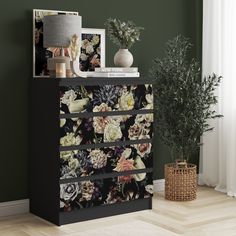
70, 60, 87, 78
114, 49, 133, 67
70, 60, 79, 77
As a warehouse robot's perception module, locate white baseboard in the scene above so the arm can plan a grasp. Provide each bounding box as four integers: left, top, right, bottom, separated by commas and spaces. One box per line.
153, 179, 165, 192
0, 199, 29, 217
198, 173, 204, 185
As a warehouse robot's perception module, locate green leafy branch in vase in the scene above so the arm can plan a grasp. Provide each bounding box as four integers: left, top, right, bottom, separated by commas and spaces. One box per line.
104, 18, 144, 49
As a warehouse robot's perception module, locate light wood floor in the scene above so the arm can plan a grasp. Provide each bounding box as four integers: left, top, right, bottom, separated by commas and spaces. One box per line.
1, 186, 236, 236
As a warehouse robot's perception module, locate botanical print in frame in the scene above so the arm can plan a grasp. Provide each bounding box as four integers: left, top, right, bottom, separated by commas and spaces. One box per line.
33, 9, 78, 77
79, 28, 105, 77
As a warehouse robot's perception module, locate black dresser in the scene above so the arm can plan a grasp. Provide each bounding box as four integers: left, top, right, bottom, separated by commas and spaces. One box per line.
30, 77, 154, 225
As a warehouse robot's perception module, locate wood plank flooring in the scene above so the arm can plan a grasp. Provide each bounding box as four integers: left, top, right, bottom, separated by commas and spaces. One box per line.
0, 186, 236, 236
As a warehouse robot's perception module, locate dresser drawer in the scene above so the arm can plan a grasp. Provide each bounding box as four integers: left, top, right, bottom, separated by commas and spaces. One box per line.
60, 144, 153, 179
60, 172, 153, 212
60, 113, 153, 146
60, 84, 153, 114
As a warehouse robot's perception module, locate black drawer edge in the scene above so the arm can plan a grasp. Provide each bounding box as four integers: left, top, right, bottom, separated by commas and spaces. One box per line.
59, 139, 153, 151
60, 109, 154, 119
59, 168, 153, 184
59, 197, 152, 225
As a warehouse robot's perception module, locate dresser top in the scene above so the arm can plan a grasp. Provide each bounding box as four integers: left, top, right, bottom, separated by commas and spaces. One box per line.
33, 77, 154, 86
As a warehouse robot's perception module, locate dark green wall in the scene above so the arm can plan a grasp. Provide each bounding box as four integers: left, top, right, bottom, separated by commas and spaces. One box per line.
0, 0, 202, 202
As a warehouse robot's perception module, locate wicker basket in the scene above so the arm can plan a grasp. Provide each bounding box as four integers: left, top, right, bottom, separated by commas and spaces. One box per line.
165, 161, 197, 201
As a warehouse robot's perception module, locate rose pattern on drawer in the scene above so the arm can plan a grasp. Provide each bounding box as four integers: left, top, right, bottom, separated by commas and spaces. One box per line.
60, 113, 153, 146
60, 84, 153, 114
60, 144, 153, 179
60, 172, 153, 212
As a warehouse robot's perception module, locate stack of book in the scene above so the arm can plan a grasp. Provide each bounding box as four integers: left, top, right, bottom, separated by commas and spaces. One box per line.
90, 67, 140, 77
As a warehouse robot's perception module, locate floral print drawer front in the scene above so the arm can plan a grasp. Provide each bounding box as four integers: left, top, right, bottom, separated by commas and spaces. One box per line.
60, 144, 153, 179
60, 172, 153, 212
60, 84, 153, 114
60, 113, 153, 146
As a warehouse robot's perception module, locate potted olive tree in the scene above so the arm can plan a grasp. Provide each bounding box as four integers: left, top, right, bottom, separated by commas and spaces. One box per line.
151, 35, 222, 201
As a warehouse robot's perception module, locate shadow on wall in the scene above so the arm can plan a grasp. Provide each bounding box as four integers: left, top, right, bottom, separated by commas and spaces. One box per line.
0, 10, 33, 202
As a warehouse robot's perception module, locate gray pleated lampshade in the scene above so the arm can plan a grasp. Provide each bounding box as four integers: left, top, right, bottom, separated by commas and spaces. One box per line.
43, 15, 82, 48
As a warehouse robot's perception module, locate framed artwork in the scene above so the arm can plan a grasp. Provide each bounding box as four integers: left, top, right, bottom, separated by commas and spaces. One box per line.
79, 28, 105, 77
33, 9, 78, 77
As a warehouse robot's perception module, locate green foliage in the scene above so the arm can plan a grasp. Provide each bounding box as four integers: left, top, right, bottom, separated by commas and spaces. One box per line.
104, 18, 144, 49
151, 35, 222, 162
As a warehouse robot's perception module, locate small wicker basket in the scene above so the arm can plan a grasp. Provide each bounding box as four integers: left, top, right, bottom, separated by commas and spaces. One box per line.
165, 160, 197, 201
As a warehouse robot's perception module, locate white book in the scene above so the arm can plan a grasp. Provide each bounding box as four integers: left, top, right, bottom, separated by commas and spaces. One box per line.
95, 67, 138, 73
90, 72, 140, 78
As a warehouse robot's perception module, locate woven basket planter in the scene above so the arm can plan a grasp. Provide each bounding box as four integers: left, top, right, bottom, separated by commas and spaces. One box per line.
164, 161, 197, 201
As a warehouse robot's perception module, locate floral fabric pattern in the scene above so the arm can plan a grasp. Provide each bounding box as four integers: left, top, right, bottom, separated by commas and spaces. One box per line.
60, 114, 153, 146
60, 145, 153, 179
60, 173, 153, 212
59, 84, 153, 114
59, 83, 153, 212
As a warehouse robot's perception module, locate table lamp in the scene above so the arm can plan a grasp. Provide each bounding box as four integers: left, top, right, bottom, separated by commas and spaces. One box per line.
43, 15, 81, 77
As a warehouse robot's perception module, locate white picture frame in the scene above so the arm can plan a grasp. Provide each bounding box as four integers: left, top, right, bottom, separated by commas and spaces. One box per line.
79, 28, 106, 77
33, 9, 79, 78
